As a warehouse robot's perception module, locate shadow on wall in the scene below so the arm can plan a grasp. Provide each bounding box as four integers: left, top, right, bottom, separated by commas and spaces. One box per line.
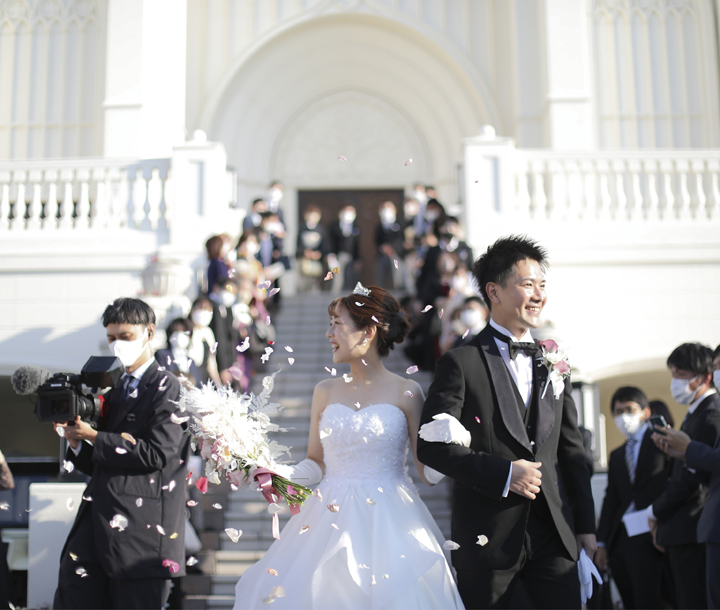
597, 367, 676, 458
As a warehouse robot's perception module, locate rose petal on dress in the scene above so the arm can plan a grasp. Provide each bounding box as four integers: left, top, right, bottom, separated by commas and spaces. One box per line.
319, 428, 332, 439
327, 504, 340, 513
406, 365, 419, 374
324, 367, 331, 373
82, 496, 92, 502
370, 575, 377, 586
157, 366, 166, 371
168, 481, 176, 495
225, 528, 242, 543
343, 374, 353, 383
404, 390, 414, 397
186, 556, 199, 566
315, 488, 323, 501
331, 523, 339, 529
324, 271, 334, 281
300, 525, 311, 534
462, 329, 469, 339
477, 535, 489, 546
136, 498, 143, 508
110, 515, 128, 531
338, 156, 347, 161
358, 564, 369, 569
382, 574, 390, 579
331, 368, 337, 376
213, 503, 222, 509
270, 586, 285, 598
422, 305, 433, 313
121, 433, 136, 445
443, 540, 461, 551
170, 413, 190, 424
187, 500, 198, 507
62, 460, 74, 472
366, 498, 376, 505
362, 359, 367, 366
267, 568, 279, 576
115, 447, 128, 455
66, 498, 74, 511
332, 267, 340, 274
288, 358, 295, 365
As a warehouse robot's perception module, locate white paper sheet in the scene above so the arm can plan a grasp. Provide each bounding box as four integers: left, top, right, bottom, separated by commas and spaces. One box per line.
622, 508, 651, 537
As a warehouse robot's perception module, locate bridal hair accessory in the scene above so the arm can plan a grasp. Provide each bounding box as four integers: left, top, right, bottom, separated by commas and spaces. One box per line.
353, 282, 371, 297
539, 340, 571, 399
177, 373, 313, 539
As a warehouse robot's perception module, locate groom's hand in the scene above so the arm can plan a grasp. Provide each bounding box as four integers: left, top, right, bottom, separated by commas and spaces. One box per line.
509, 460, 542, 499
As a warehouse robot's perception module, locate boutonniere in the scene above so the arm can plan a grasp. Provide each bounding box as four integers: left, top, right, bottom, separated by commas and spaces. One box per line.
539, 339, 570, 399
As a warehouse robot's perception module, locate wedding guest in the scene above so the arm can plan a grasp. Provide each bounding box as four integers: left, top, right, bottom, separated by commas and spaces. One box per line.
266, 180, 285, 224
235, 229, 263, 286
648, 342, 720, 609
595, 387, 671, 609
154, 318, 202, 387
453, 296, 488, 347
188, 296, 220, 386
242, 198, 267, 232
327, 204, 361, 294
296, 205, 327, 293
208, 278, 241, 388
649, 399, 675, 428
375, 201, 404, 290
205, 235, 229, 293
439, 216, 474, 268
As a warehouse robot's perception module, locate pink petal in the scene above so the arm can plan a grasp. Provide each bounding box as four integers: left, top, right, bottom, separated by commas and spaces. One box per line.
404, 390, 414, 397
406, 365, 418, 375
196, 477, 209, 494
338, 156, 347, 161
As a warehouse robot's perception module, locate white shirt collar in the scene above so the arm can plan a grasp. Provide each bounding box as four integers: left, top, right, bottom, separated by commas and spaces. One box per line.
489, 318, 533, 343
629, 421, 649, 442
688, 387, 718, 414
128, 356, 155, 381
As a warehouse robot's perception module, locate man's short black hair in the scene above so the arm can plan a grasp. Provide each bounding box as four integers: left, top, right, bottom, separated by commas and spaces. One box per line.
667, 343, 713, 377
102, 298, 156, 328
611, 386, 649, 411
471, 235, 548, 310
714, 344, 720, 360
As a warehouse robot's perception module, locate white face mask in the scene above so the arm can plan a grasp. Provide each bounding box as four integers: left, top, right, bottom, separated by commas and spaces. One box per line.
169, 332, 190, 350
340, 212, 356, 224
226, 249, 237, 263
670, 376, 700, 405
425, 210, 439, 222
192, 309, 213, 327
305, 215, 320, 229
380, 209, 396, 224
461, 309, 484, 330
110, 329, 149, 368
221, 290, 237, 308
245, 242, 260, 256
414, 190, 427, 204
714, 370, 720, 390
614, 412, 645, 437
269, 187, 282, 202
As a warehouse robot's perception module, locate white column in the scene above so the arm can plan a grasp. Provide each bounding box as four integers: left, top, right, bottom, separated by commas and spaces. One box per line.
543, 0, 595, 149
103, 0, 187, 158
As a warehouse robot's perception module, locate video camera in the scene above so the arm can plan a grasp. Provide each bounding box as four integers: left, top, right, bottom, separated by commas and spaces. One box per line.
12, 357, 125, 426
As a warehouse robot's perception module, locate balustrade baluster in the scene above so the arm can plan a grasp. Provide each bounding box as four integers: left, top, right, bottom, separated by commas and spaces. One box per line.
676, 160, 691, 221
612, 160, 628, 220
658, 160, 675, 220
75, 170, 91, 229
58, 170, 74, 230
580, 160, 595, 220
547, 160, 564, 220
530, 159, 547, 219
106, 167, 124, 228
10, 171, 27, 231
163, 170, 173, 229
596, 160, 611, 220
91, 168, 107, 229
27, 170, 43, 231
147, 168, 162, 229
627, 160, 643, 221
708, 160, 720, 220
643, 159, 659, 221
44, 170, 58, 230
0, 173, 9, 231
564, 159, 581, 220
131, 168, 147, 229
515, 158, 531, 217
690, 159, 707, 220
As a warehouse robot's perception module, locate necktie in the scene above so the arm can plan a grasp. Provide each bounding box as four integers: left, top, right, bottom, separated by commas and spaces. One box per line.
120, 374, 136, 400
490, 327, 539, 360
626, 437, 637, 484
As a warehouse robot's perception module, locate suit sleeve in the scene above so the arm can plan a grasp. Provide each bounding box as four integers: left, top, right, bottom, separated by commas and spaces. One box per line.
557, 377, 597, 534
417, 351, 512, 500
92, 379, 184, 473
686, 439, 720, 474
596, 452, 621, 544
653, 408, 720, 521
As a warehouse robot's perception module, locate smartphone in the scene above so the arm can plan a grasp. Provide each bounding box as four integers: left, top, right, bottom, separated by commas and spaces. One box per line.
649, 415, 669, 434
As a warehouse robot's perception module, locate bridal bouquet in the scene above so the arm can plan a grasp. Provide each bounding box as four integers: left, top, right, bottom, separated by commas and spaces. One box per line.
177, 373, 313, 511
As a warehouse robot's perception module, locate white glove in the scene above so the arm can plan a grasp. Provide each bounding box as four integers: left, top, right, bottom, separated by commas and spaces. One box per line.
419, 413, 472, 447
271, 458, 323, 486
577, 548, 602, 604
423, 465, 445, 484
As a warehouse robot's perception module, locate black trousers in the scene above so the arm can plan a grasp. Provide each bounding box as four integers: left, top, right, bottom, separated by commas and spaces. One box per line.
53, 509, 171, 609
456, 498, 581, 609
708, 543, 720, 610
667, 542, 706, 610
608, 528, 663, 609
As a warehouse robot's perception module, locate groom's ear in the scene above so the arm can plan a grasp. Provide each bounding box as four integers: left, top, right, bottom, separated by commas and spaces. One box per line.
486, 282, 500, 305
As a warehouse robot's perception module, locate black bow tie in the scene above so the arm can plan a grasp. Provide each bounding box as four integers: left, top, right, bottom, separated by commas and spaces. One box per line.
490, 327, 539, 360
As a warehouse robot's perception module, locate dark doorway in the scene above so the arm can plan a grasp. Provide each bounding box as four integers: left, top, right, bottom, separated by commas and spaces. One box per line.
298, 189, 405, 287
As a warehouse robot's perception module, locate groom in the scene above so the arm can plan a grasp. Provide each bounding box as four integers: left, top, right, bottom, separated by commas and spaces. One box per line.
418, 235, 596, 609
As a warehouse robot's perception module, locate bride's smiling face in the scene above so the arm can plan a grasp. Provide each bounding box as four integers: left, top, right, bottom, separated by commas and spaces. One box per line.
326, 305, 367, 363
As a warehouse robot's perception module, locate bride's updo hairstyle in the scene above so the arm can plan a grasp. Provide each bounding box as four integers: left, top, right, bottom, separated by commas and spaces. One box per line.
328, 286, 410, 357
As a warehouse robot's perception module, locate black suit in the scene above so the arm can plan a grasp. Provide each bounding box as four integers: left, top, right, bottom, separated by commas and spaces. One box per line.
652, 392, 720, 609
54, 361, 191, 608
684, 393, 720, 609
209, 300, 240, 374
596, 427, 671, 608
418, 326, 595, 609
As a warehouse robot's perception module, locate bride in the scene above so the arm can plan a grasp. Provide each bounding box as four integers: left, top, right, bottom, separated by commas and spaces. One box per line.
233, 284, 464, 609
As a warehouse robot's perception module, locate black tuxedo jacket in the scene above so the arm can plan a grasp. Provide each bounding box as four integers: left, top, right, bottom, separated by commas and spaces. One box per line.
209, 301, 240, 373
62, 361, 191, 579
653, 392, 720, 546
597, 428, 671, 549
417, 326, 596, 570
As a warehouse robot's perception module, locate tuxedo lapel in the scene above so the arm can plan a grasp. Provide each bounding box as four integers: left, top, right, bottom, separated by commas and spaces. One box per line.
533, 358, 555, 450
107, 361, 158, 432
478, 328, 532, 451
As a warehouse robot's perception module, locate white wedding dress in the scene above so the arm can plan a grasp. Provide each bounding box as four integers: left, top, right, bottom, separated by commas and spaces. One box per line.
233, 403, 464, 609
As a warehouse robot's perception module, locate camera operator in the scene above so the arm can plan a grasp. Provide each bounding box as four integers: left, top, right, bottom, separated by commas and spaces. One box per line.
53, 298, 191, 609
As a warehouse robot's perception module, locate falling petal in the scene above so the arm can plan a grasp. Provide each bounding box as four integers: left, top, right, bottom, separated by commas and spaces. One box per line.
157, 525, 166, 535
355, 302, 364, 307
475, 417, 481, 424
75, 567, 87, 577
315, 489, 323, 501
378, 487, 384, 493
338, 156, 347, 161
394, 259, 398, 269
267, 568, 279, 576
270, 586, 285, 598
56, 427, 65, 437
265, 315, 271, 326
66, 498, 74, 511
230, 483, 239, 491
110, 515, 128, 531
382, 574, 390, 579
331, 368, 337, 376
167, 355, 172, 365
319, 428, 332, 439
171, 412, 190, 424
422, 305, 433, 313
354, 402, 361, 409
237, 337, 250, 352
358, 564, 369, 569
187, 500, 198, 507
268, 503, 283, 515
331, 267, 340, 274
406, 365, 419, 375
213, 503, 222, 510
262, 597, 276, 605
287, 486, 297, 496
370, 575, 377, 586
477, 535, 489, 546
115, 447, 128, 455
401, 555, 405, 558
324, 366, 331, 373
462, 329, 469, 339
62, 460, 74, 473
284, 346, 294, 352
170, 532, 179, 539
366, 498, 376, 505
136, 498, 143, 508
211, 342, 218, 354
0, 503, 8, 511
225, 528, 242, 543
82, 496, 93, 502
443, 540, 461, 551
404, 390, 414, 397
258, 281, 272, 290
324, 271, 334, 281
362, 359, 367, 366
331, 523, 339, 529
288, 358, 295, 365
439, 308, 444, 319
343, 374, 353, 383
157, 366, 166, 371
128, 388, 138, 398
269, 287, 280, 297
162, 559, 180, 573
327, 504, 340, 513
70, 552, 79, 561
405, 159, 412, 166
372, 316, 379, 323
121, 433, 136, 445
196, 477, 209, 493
187, 556, 199, 566
299, 525, 311, 535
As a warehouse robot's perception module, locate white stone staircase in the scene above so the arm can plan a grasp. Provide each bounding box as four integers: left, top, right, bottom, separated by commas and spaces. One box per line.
185, 292, 452, 608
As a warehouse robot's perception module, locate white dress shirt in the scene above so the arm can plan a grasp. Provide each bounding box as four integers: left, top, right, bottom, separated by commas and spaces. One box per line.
488, 319, 536, 497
